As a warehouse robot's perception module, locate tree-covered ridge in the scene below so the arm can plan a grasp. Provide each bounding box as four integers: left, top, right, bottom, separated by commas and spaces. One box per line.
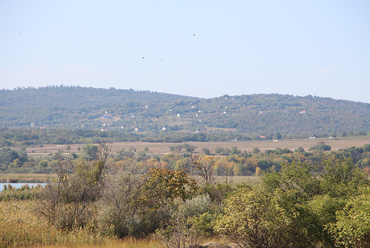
1, 86, 370, 137
0, 85, 195, 108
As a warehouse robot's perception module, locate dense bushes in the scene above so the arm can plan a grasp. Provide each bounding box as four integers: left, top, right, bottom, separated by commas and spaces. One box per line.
215, 158, 370, 247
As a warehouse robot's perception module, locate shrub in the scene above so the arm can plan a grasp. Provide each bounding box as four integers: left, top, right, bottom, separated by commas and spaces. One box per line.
38, 144, 110, 230
155, 194, 214, 248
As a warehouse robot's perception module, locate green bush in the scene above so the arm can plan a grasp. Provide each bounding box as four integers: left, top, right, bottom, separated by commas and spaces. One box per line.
215, 158, 370, 247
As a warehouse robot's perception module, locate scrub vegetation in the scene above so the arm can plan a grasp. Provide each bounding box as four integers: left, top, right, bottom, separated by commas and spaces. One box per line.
2, 143, 370, 247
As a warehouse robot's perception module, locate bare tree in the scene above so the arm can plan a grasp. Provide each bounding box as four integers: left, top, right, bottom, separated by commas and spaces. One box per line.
189, 154, 215, 184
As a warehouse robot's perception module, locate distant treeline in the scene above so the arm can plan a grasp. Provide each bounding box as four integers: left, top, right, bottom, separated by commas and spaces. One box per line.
0, 127, 253, 147
2, 138, 370, 177
0, 127, 369, 148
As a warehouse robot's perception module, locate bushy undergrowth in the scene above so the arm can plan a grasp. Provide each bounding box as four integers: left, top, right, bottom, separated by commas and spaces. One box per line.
3, 144, 370, 248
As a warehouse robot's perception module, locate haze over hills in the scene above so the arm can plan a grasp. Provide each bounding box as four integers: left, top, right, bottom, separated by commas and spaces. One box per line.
1, 86, 370, 138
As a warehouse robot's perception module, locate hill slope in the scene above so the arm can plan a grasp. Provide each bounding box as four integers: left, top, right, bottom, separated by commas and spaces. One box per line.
1, 86, 370, 137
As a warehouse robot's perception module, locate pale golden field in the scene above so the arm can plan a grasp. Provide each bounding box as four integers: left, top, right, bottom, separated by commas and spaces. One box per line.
26, 138, 370, 156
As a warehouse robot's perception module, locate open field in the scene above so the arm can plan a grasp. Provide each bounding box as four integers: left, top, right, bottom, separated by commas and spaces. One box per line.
25, 138, 370, 156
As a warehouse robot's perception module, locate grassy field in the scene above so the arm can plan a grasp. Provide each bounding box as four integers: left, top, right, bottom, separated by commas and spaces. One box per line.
0, 200, 226, 248
0, 200, 110, 248
0, 200, 160, 248
30, 238, 160, 248
25, 138, 370, 156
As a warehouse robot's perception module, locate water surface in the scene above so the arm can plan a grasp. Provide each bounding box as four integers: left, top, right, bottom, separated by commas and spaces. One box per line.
0, 183, 47, 191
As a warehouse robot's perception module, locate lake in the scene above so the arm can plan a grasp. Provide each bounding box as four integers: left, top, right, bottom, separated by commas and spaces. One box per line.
0, 183, 47, 191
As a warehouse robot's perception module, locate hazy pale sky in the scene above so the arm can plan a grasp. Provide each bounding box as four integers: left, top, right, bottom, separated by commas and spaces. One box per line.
1, 1, 369, 102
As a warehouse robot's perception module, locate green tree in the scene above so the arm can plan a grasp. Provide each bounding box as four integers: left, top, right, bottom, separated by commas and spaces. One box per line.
215, 187, 288, 247
38, 160, 48, 168
0, 148, 19, 164
183, 143, 195, 153
137, 151, 148, 162
295, 146, 305, 153
214, 146, 223, 155
203, 148, 211, 155
81, 144, 98, 160
363, 143, 370, 152
230, 147, 241, 155
327, 187, 370, 247
216, 158, 369, 247
223, 148, 231, 155
252, 147, 260, 154
18, 146, 28, 162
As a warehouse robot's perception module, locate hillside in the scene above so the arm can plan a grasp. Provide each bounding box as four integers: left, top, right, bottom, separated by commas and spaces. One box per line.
1, 86, 370, 139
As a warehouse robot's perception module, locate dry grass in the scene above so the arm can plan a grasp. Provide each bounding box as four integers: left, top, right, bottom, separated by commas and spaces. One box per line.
30, 238, 160, 248
0, 200, 108, 248
29, 236, 230, 248
25, 139, 370, 155
0, 174, 56, 183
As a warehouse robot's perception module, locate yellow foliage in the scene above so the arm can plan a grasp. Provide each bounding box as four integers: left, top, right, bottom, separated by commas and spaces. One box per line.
256, 167, 262, 176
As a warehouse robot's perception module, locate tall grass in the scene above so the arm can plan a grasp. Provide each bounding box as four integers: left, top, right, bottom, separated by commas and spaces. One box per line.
31, 238, 160, 248
0, 200, 109, 248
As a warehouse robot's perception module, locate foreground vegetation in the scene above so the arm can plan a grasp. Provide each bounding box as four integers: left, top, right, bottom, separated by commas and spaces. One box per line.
2, 143, 370, 247
0, 200, 109, 247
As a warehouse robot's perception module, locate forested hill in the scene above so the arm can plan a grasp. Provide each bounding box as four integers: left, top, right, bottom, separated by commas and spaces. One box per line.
0, 86, 196, 109
1, 86, 370, 138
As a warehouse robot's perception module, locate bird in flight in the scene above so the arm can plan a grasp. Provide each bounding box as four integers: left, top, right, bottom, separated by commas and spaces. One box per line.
18, 33, 21, 35
142, 57, 145, 59
193, 34, 195, 36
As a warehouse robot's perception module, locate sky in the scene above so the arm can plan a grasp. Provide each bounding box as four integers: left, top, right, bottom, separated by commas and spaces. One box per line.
1, 1, 369, 102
